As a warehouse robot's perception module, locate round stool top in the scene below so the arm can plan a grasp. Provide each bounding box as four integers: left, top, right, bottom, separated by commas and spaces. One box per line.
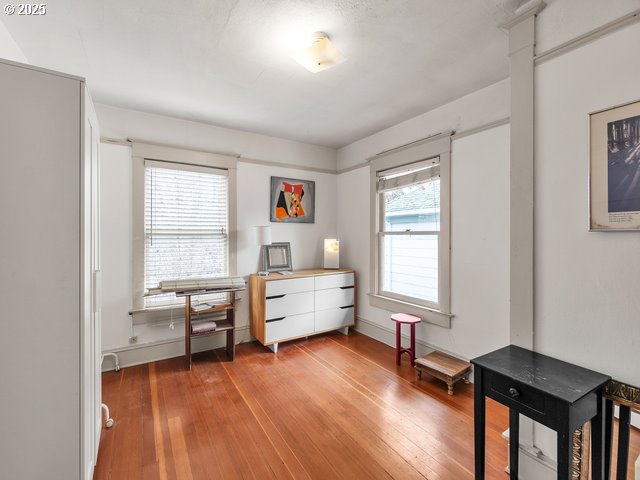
390, 313, 421, 324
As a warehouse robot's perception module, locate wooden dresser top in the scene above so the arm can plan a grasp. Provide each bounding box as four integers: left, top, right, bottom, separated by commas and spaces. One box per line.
250, 268, 354, 282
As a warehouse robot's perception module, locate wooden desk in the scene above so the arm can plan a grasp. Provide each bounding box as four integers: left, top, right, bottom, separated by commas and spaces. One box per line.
471, 345, 610, 480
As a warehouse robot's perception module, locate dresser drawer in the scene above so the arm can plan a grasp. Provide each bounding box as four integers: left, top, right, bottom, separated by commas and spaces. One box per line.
266, 277, 314, 297
265, 312, 315, 343
315, 272, 354, 290
486, 371, 546, 415
314, 287, 354, 311
265, 291, 314, 320
315, 307, 354, 332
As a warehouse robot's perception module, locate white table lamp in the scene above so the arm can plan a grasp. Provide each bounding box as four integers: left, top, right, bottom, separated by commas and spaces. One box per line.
324, 239, 340, 269
255, 226, 272, 273
256, 225, 272, 246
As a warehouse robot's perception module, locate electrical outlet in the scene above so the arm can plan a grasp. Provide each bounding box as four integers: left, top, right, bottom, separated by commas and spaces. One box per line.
129, 335, 138, 344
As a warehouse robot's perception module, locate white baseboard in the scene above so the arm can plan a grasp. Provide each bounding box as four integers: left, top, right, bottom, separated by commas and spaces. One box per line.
101, 325, 253, 371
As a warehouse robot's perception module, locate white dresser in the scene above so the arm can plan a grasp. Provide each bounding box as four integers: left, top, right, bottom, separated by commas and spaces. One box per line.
250, 269, 356, 352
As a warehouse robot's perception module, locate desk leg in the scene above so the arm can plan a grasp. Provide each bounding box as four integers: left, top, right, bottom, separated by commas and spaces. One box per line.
592, 388, 605, 480
604, 398, 614, 479
185, 295, 192, 370
227, 292, 235, 361
509, 409, 519, 480
616, 405, 632, 480
557, 423, 572, 480
474, 367, 485, 480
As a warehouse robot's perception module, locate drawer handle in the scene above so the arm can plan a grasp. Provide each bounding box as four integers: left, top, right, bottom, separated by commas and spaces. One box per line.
339, 305, 354, 309
509, 387, 520, 399
339, 286, 354, 290
266, 317, 286, 323
266, 294, 286, 300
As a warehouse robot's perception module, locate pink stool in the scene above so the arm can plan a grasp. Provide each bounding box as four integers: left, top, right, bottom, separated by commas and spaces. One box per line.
390, 313, 421, 366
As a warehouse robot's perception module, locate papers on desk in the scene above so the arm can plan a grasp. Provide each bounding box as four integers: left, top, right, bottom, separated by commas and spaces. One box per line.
159, 276, 245, 292
192, 302, 218, 312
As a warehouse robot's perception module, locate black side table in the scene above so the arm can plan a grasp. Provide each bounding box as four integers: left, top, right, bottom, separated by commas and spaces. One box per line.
471, 345, 610, 480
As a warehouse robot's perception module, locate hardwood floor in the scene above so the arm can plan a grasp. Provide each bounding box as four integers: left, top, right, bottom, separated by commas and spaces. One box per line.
94, 332, 638, 479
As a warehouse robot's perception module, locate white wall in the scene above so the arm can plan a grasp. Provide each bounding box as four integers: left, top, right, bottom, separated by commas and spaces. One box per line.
99, 108, 337, 362
337, 81, 511, 361
338, 79, 509, 171
533, 21, 640, 462
100, 144, 134, 351
535, 0, 640, 53
97, 103, 336, 171
0, 19, 27, 63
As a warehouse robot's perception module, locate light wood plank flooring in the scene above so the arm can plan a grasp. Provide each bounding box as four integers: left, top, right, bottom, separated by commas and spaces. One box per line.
94, 332, 638, 479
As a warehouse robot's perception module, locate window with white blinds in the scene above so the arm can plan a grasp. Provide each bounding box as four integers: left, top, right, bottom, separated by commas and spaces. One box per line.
144, 160, 229, 307
377, 157, 442, 308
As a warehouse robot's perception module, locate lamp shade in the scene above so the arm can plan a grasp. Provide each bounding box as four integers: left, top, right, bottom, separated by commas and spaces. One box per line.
255, 226, 272, 246
324, 239, 339, 269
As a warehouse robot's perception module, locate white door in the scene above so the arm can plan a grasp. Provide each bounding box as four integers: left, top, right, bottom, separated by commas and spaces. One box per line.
81, 89, 102, 480
89, 95, 102, 464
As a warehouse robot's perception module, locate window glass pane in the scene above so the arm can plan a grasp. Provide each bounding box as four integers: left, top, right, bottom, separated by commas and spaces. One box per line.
382, 234, 438, 303
144, 166, 228, 307
383, 178, 440, 232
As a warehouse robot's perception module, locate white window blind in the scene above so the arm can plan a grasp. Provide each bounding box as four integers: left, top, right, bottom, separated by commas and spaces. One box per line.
144, 160, 229, 307
377, 159, 441, 306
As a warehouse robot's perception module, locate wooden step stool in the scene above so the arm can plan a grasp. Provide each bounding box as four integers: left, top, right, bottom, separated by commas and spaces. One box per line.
415, 351, 471, 395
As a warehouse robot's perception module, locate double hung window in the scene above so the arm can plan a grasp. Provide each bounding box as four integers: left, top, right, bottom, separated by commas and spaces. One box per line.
144, 161, 229, 307
370, 133, 451, 326
377, 160, 441, 305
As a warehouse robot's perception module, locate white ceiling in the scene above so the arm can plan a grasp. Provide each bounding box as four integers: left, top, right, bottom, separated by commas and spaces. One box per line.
3, 0, 516, 148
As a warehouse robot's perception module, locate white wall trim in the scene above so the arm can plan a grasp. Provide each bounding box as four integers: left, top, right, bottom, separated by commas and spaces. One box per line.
130, 139, 239, 170
238, 156, 337, 175
336, 118, 510, 174
499, 0, 546, 31
0, 57, 84, 82
365, 130, 453, 162
535, 8, 640, 66
101, 325, 252, 371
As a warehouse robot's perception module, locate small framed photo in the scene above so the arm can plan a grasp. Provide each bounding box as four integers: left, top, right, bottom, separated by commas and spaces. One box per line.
264, 242, 293, 272
589, 99, 640, 230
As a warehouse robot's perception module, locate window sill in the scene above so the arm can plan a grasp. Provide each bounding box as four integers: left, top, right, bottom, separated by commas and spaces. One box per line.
368, 293, 452, 328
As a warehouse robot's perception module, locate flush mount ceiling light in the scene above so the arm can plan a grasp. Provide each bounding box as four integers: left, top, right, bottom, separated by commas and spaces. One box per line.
290, 32, 346, 73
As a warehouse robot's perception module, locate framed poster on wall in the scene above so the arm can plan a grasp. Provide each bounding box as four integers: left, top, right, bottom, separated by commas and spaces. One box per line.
589, 99, 640, 230
270, 176, 315, 223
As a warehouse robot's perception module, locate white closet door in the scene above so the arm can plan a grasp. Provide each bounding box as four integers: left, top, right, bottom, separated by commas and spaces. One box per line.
0, 60, 82, 480
80, 87, 102, 479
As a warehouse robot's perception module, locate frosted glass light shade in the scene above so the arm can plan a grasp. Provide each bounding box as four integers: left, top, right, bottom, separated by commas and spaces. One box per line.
256, 226, 272, 246
290, 32, 346, 73
324, 239, 339, 269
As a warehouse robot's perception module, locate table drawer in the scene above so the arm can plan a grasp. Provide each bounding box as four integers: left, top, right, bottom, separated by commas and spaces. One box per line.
265, 312, 314, 343
265, 291, 313, 320
315, 307, 354, 332
266, 277, 314, 297
486, 371, 546, 415
314, 287, 354, 311
315, 272, 354, 290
